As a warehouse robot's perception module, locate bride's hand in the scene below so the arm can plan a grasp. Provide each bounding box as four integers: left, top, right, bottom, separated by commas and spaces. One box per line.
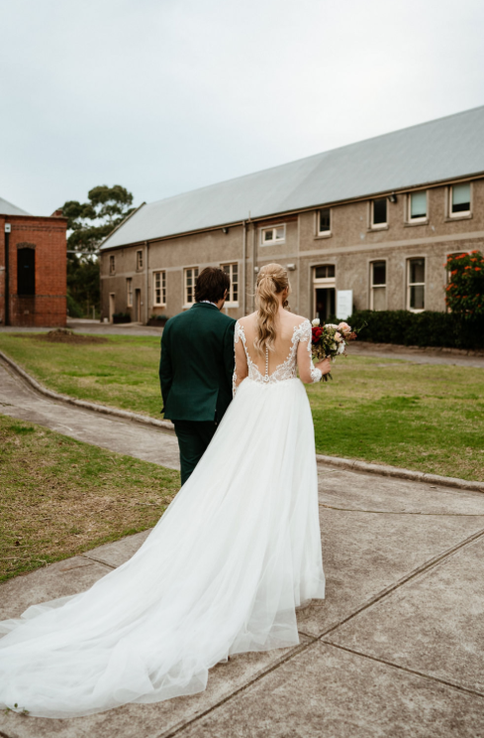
315, 357, 331, 376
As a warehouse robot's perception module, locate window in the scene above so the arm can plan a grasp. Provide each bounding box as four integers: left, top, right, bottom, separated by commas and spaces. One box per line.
222, 263, 238, 304
136, 250, 143, 270
409, 191, 427, 221
17, 248, 35, 295
371, 198, 387, 228
314, 265, 335, 279
184, 267, 199, 305
126, 278, 133, 307
318, 208, 331, 234
450, 183, 471, 216
370, 261, 386, 311
109, 255, 115, 274
261, 225, 285, 245
153, 271, 166, 306
407, 258, 425, 312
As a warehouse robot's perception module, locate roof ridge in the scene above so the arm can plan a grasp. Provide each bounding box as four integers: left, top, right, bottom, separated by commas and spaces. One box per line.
145, 105, 484, 208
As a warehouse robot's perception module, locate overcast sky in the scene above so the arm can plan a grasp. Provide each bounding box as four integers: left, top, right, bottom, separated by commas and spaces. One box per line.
2, 0, 484, 216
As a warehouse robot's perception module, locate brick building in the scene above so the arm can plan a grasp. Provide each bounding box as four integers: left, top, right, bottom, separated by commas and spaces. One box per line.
0, 197, 67, 327
99, 106, 484, 324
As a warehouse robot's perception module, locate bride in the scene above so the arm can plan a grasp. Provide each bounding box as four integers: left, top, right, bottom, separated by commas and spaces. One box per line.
0, 263, 330, 718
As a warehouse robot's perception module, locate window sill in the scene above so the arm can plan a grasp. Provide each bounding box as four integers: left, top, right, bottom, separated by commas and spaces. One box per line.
152, 304, 166, 309
445, 213, 472, 222
407, 308, 425, 313
224, 302, 239, 309
404, 219, 429, 227
314, 232, 332, 239
368, 224, 389, 232
260, 241, 286, 247
182, 303, 195, 310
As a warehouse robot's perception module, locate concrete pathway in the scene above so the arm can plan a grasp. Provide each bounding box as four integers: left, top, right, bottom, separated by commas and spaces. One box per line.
1, 362, 484, 735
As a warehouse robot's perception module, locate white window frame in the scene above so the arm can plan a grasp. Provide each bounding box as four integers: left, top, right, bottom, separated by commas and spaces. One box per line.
407, 257, 426, 313
184, 266, 199, 307
221, 263, 239, 307
126, 278, 133, 307
109, 255, 116, 274
317, 208, 332, 237
448, 183, 472, 219
136, 249, 143, 271
153, 271, 166, 307
369, 260, 387, 310
260, 224, 286, 245
407, 190, 428, 223
370, 198, 388, 229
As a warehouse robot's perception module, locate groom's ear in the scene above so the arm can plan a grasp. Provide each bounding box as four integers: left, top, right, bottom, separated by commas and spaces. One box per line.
223, 289, 228, 300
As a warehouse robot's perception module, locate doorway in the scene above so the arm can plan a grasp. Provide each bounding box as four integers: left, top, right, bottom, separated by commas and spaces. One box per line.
315, 288, 336, 323
135, 289, 141, 322
312, 264, 336, 323
109, 293, 115, 322
17, 248, 35, 295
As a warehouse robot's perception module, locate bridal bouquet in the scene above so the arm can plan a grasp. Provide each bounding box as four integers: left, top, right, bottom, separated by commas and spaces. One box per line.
311, 319, 357, 380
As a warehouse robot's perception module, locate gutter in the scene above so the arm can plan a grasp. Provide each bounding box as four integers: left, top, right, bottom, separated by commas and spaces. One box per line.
97, 171, 484, 252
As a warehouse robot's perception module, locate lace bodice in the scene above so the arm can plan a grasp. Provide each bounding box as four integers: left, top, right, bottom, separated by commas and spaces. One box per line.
233, 319, 322, 392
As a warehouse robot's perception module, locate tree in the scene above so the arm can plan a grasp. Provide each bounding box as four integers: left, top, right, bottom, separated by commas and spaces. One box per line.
445, 251, 484, 317
61, 185, 135, 317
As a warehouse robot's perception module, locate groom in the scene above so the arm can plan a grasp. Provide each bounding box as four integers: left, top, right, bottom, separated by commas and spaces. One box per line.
159, 267, 236, 485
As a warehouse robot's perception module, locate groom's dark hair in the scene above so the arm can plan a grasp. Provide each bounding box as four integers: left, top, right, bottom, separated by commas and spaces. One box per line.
195, 267, 230, 303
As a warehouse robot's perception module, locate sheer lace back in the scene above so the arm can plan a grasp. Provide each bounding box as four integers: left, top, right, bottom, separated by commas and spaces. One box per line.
235, 319, 315, 385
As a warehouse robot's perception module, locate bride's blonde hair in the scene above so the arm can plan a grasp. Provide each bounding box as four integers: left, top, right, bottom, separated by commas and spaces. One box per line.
254, 263, 290, 355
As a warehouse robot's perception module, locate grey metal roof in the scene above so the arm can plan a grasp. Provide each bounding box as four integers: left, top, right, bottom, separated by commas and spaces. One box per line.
101, 105, 484, 250
0, 197, 30, 216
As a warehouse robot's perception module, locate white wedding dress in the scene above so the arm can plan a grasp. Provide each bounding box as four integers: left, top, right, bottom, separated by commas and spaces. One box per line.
0, 319, 324, 718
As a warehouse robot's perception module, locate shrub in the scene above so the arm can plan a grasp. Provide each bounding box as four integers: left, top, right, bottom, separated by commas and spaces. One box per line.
112, 312, 131, 324
348, 309, 484, 350
445, 251, 484, 317
66, 292, 84, 318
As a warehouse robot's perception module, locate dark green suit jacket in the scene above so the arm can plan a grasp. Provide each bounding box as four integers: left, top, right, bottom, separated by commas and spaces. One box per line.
159, 302, 236, 422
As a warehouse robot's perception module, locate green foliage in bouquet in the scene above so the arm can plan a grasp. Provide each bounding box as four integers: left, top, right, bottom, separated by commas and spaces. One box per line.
445, 251, 484, 317
348, 310, 484, 351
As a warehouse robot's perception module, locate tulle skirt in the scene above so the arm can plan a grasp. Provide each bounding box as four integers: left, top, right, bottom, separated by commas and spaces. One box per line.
0, 377, 324, 718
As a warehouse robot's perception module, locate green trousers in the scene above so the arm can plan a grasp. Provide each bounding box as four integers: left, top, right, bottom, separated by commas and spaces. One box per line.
173, 420, 218, 486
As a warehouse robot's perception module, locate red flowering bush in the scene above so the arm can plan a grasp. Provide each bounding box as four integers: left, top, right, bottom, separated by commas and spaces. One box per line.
445, 251, 484, 317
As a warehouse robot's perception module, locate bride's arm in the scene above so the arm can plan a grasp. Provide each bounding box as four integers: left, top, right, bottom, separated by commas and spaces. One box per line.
297, 321, 330, 383
233, 323, 248, 394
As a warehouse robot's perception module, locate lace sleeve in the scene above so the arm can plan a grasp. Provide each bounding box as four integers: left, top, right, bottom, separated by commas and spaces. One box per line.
297, 320, 322, 384
233, 322, 248, 396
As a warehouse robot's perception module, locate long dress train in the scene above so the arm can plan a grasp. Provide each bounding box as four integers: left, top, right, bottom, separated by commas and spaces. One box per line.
0, 319, 324, 718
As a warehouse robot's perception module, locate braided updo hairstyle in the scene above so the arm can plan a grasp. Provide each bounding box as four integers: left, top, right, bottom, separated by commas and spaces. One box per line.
254, 263, 291, 355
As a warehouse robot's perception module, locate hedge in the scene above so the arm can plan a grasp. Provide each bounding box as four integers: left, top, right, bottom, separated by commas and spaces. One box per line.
347, 310, 484, 351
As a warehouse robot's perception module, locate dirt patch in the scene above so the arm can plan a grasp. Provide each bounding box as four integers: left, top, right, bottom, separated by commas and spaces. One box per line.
34, 329, 109, 345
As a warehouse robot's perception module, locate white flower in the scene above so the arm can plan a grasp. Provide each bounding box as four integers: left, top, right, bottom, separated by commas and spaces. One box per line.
325, 323, 338, 330
331, 342, 337, 351
312, 318, 320, 326
337, 342, 346, 355
334, 332, 343, 343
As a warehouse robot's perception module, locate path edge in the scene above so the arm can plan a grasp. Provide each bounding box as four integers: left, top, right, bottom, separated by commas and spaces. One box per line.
0, 349, 174, 432
1, 348, 482, 493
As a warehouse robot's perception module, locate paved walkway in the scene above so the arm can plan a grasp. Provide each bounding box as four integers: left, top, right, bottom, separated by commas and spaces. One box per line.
1, 359, 484, 736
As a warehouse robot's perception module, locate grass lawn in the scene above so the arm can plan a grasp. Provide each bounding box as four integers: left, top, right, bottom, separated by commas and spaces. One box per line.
0, 414, 180, 582
0, 332, 483, 481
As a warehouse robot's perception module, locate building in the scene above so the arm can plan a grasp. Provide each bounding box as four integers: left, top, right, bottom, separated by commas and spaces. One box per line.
99, 106, 484, 324
0, 197, 67, 327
